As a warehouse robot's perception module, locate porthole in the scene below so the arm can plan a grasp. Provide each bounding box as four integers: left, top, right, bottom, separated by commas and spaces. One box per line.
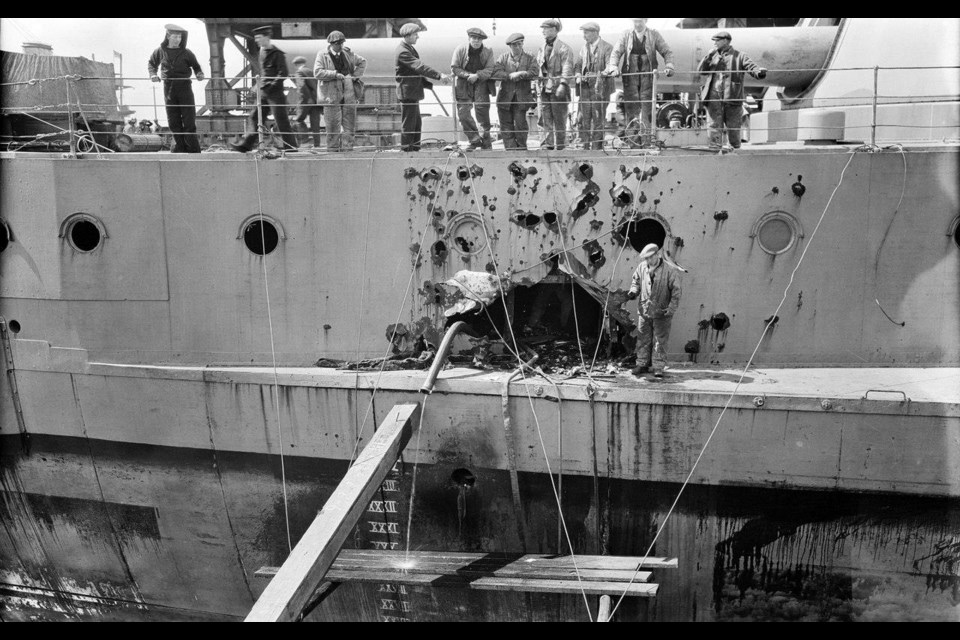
447, 214, 487, 256
59, 214, 107, 253
950, 217, 960, 250
617, 216, 668, 253
238, 215, 285, 257
0, 219, 10, 253
752, 212, 803, 256
8, 320, 21, 334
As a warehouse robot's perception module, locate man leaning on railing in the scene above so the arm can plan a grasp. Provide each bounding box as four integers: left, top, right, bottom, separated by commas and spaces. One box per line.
698, 31, 767, 151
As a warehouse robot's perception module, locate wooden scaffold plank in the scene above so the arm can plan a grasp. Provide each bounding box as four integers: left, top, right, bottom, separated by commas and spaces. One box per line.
245, 404, 421, 623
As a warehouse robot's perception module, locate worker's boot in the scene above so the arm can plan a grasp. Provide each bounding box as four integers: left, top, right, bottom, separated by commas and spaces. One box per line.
631, 365, 650, 377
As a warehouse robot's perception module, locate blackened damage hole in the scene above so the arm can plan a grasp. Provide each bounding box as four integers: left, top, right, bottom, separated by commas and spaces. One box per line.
508, 162, 527, 180
244, 221, 279, 256
517, 213, 542, 230
611, 186, 634, 207
70, 220, 102, 253
8, 320, 21, 334
451, 469, 476, 488
0, 220, 9, 253
457, 166, 471, 181
711, 313, 731, 332
543, 212, 559, 229
584, 240, 606, 268
454, 237, 474, 253
573, 190, 601, 218
432, 241, 449, 263
576, 163, 594, 180
514, 278, 604, 339
618, 218, 667, 253
421, 167, 442, 182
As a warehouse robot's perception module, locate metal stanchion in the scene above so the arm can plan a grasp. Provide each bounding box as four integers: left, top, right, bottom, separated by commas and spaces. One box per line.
872, 66, 880, 147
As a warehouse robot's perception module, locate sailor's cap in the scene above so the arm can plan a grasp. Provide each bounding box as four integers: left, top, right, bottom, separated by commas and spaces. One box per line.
580, 22, 601, 32
639, 244, 661, 260
505, 33, 526, 45
540, 19, 562, 31
399, 23, 423, 37
164, 24, 187, 33
712, 31, 733, 41
467, 28, 488, 40
252, 26, 274, 37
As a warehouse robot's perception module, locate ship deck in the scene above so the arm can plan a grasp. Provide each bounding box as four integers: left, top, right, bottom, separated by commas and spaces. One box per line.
85, 359, 960, 416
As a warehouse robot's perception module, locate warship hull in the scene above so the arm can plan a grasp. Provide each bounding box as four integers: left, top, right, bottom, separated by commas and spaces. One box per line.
1, 146, 959, 621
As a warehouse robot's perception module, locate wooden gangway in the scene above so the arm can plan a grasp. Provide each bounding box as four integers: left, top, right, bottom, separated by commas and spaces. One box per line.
245, 402, 677, 622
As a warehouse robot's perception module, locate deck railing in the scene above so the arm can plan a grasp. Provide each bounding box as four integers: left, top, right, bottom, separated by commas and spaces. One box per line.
1, 66, 958, 155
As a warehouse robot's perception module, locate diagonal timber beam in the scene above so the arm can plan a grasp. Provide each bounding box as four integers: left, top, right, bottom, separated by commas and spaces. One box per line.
245, 403, 421, 623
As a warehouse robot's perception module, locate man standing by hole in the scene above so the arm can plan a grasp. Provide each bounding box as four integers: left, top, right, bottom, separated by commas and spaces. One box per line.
604, 18, 675, 148
576, 23, 614, 151
698, 31, 767, 151
292, 56, 321, 149
314, 31, 367, 152
628, 244, 682, 378
493, 33, 538, 151
148, 24, 205, 154
452, 28, 497, 150
536, 19, 575, 150
395, 24, 451, 152
231, 26, 298, 153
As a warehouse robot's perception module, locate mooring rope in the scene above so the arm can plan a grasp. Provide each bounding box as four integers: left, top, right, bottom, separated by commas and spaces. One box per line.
253, 155, 293, 554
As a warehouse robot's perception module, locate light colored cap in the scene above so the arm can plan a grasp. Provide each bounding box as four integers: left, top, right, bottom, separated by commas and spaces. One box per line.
580, 22, 601, 32
639, 244, 661, 260
505, 32, 526, 45
467, 28, 488, 40
400, 23, 423, 37
164, 24, 187, 33
292, 56, 307, 65
540, 19, 562, 31
327, 31, 346, 44
713, 31, 733, 41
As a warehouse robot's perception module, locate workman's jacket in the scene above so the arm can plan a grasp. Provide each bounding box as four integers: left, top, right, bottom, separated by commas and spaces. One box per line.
295, 68, 319, 108
536, 38, 576, 95
258, 45, 290, 98
630, 260, 683, 320
451, 44, 497, 102
698, 47, 765, 102
576, 38, 615, 98
395, 42, 443, 102
606, 28, 675, 77
314, 46, 367, 105
492, 51, 539, 109
147, 29, 203, 97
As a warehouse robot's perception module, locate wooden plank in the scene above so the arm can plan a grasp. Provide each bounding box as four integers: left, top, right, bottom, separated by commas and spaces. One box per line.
245, 404, 420, 623
257, 564, 653, 585
471, 578, 659, 599
326, 550, 679, 571
597, 595, 613, 623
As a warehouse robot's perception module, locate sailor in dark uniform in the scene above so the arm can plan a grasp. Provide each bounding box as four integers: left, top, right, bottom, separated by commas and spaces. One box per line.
232, 26, 298, 153
394, 23, 450, 152
148, 24, 205, 154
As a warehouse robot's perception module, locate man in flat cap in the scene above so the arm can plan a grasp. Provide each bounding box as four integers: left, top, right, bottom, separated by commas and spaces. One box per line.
627, 243, 683, 379
452, 28, 497, 150
576, 23, 614, 151
492, 33, 539, 151
605, 19, 675, 148
698, 32, 767, 150
148, 24, 205, 153
232, 26, 298, 153
395, 23, 451, 152
292, 56, 321, 148
315, 31, 367, 152
536, 19, 576, 150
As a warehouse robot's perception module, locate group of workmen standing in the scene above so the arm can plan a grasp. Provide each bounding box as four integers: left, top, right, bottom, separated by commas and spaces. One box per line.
148, 19, 767, 154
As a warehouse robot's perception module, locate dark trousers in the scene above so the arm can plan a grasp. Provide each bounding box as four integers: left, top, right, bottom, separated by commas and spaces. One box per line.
239, 91, 298, 151
164, 83, 200, 154
539, 92, 570, 149
295, 105, 322, 148
622, 55, 654, 147
637, 315, 673, 373
457, 97, 492, 148
498, 103, 530, 150
400, 101, 423, 152
579, 85, 607, 150
706, 96, 745, 149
